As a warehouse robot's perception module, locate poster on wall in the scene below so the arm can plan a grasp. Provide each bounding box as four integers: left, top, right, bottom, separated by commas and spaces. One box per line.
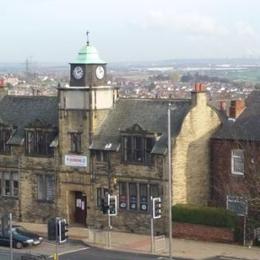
64, 155, 87, 167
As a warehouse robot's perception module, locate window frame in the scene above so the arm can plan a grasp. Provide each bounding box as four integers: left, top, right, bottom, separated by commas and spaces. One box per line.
0, 127, 11, 155
96, 187, 108, 208
231, 149, 244, 176
25, 129, 56, 157
122, 135, 155, 165
37, 174, 55, 202
70, 132, 82, 154
0, 172, 19, 198
118, 182, 160, 213
94, 150, 108, 162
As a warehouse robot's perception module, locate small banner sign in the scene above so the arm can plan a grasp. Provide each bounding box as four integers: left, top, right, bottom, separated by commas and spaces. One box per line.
64, 155, 87, 167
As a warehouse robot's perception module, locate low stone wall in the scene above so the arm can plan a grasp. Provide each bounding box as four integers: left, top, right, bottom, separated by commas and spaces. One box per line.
172, 222, 234, 243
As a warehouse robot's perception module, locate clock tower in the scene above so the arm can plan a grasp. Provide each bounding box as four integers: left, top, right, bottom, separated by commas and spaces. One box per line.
70, 41, 107, 87
58, 37, 118, 171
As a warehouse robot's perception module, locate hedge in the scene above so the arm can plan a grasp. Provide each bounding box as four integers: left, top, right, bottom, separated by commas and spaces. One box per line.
172, 204, 237, 229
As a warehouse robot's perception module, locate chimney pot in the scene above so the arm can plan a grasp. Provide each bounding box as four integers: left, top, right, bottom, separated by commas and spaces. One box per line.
229, 100, 245, 119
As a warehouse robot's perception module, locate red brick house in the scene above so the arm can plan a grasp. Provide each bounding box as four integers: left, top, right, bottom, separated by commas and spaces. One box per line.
211, 91, 260, 218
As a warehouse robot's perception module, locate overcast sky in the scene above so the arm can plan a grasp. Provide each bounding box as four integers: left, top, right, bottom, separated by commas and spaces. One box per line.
1, 0, 260, 63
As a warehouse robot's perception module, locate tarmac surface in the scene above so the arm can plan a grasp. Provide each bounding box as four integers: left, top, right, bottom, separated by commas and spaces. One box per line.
14, 222, 260, 260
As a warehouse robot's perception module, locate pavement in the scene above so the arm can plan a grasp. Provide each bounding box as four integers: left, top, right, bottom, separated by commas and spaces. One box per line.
16, 222, 260, 260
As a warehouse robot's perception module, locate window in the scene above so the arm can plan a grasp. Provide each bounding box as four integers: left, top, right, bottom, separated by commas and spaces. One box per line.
122, 136, 154, 164
0, 172, 19, 197
0, 128, 11, 154
70, 132, 82, 154
94, 150, 108, 162
96, 187, 108, 207
139, 184, 148, 211
129, 183, 138, 210
37, 175, 55, 201
119, 182, 160, 212
231, 149, 244, 175
119, 183, 127, 209
25, 129, 56, 156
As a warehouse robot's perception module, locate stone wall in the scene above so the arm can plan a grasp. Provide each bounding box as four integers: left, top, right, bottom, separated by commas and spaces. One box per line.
87, 152, 169, 235
0, 146, 58, 223
173, 91, 221, 206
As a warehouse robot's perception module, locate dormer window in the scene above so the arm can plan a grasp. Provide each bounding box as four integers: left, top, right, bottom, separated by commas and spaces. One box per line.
25, 129, 56, 157
122, 136, 154, 164
0, 127, 11, 154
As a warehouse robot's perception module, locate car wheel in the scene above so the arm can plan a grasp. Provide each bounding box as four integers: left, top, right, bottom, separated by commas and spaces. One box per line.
15, 241, 23, 249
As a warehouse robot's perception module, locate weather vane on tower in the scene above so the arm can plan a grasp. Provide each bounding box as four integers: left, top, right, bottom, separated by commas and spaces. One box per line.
86, 31, 90, 46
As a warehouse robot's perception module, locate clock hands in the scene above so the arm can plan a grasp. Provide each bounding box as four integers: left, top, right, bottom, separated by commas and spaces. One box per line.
86, 31, 90, 46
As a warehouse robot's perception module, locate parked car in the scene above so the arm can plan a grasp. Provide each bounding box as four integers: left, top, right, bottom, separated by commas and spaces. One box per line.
12, 225, 43, 246
0, 225, 43, 249
0, 229, 34, 249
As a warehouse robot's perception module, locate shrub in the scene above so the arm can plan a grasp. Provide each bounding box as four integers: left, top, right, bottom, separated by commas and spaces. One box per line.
172, 204, 237, 229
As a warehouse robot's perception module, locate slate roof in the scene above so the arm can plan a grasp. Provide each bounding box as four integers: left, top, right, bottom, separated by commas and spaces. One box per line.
0, 95, 58, 145
212, 90, 260, 141
90, 98, 192, 154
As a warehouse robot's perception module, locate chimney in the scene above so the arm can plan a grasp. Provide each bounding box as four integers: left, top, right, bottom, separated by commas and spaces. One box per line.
219, 101, 226, 111
0, 78, 4, 88
191, 83, 207, 106
229, 100, 245, 119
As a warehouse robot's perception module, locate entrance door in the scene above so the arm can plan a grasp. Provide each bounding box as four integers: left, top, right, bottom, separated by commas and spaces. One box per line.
75, 192, 87, 225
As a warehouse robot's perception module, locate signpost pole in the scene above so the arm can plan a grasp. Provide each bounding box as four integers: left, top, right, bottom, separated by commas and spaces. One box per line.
243, 214, 247, 246
108, 213, 111, 248
107, 194, 111, 249
151, 216, 154, 253
9, 213, 13, 260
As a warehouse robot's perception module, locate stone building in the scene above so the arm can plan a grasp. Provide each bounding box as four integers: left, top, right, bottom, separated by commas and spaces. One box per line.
0, 41, 221, 233
0, 96, 58, 222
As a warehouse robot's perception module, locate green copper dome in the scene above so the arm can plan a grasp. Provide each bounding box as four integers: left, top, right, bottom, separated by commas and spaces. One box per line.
73, 44, 106, 64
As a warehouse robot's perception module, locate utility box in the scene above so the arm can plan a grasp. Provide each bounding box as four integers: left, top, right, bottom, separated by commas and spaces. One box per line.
47, 218, 57, 241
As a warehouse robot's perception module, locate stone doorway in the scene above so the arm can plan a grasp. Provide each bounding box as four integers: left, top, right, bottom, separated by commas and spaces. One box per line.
74, 191, 87, 225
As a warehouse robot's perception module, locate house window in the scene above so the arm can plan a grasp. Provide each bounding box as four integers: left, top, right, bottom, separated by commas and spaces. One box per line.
129, 183, 138, 210
96, 187, 108, 207
119, 182, 160, 212
231, 149, 244, 175
70, 132, 81, 154
139, 184, 148, 211
122, 136, 154, 164
0, 172, 19, 197
119, 183, 127, 209
25, 129, 56, 156
0, 128, 11, 154
37, 175, 55, 201
94, 150, 108, 162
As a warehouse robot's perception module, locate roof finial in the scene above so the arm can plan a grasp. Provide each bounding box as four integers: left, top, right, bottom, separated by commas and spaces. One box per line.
86, 31, 90, 46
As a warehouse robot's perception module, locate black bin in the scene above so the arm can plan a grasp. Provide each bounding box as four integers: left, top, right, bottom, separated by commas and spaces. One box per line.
47, 218, 57, 241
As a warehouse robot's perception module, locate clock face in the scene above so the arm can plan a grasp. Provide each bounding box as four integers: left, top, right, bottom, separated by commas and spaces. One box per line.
96, 66, 105, 80
72, 66, 84, 80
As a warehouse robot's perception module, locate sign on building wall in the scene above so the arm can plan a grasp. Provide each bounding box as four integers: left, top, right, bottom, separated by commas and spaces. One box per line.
64, 155, 87, 167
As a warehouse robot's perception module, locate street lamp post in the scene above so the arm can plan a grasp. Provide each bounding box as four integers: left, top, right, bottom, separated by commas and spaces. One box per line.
168, 103, 175, 260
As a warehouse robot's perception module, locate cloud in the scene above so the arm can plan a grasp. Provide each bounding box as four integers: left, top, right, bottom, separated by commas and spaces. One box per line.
235, 21, 258, 38
140, 10, 228, 36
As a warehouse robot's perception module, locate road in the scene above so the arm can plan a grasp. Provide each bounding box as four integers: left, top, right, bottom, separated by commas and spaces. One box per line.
0, 241, 249, 260
64, 247, 248, 260
59, 247, 249, 260
59, 247, 171, 260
